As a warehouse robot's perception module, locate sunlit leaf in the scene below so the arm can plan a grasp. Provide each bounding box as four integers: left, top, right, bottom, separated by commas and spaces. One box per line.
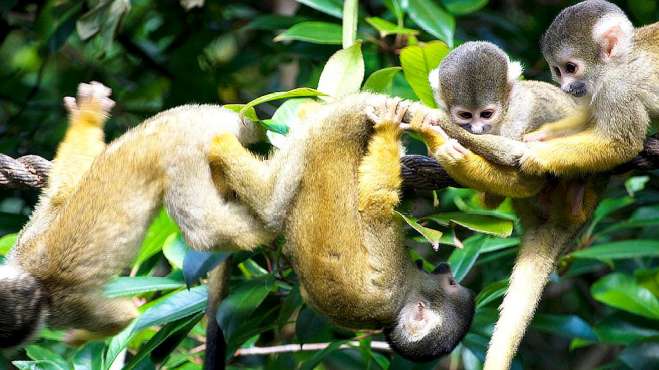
0, 233, 17, 255
425, 212, 513, 237
591, 273, 659, 320
442, 0, 489, 15
365, 17, 419, 37
396, 211, 443, 250
73, 342, 104, 370
104, 276, 185, 298
317, 42, 364, 97
400, 41, 450, 107
362, 67, 402, 94
239, 88, 326, 116
342, 0, 358, 48
25, 346, 69, 369
406, 0, 455, 46
274, 21, 342, 44
133, 286, 208, 332
134, 210, 178, 267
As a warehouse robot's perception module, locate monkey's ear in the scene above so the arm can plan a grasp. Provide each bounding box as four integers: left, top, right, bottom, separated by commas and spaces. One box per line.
592, 14, 634, 61
428, 68, 447, 110
507, 60, 523, 83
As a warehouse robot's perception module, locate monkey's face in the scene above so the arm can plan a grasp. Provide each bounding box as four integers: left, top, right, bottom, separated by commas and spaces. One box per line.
541, 1, 633, 98
384, 262, 475, 362
449, 103, 503, 134
0, 265, 47, 348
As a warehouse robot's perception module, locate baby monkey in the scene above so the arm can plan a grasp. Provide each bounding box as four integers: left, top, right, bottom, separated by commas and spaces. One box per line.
210, 95, 475, 361
0, 82, 273, 348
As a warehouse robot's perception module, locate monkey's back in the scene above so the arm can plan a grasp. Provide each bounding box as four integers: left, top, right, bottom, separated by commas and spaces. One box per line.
283, 95, 407, 328
10, 105, 261, 326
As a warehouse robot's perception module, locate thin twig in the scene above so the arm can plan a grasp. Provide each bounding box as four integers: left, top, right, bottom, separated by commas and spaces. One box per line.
234, 341, 391, 356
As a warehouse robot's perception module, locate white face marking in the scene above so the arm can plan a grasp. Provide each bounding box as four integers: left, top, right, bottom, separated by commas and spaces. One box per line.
0, 264, 24, 280
398, 301, 442, 343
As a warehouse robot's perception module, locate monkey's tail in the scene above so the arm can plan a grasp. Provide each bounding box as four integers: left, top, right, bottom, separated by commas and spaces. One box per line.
204, 259, 231, 370
483, 225, 568, 370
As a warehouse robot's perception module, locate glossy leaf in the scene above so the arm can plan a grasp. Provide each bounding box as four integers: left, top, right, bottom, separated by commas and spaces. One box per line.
73, 342, 105, 370
162, 234, 188, 269
134, 210, 178, 267
297, 0, 343, 18
569, 240, 659, 261
182, 250, 230, 287
425, 212, 513, 237
0, 233, 16, 255
133, 285, 208, 332
274, 21, 342, 44
449, 236, 484, 282
396, 211, 443, 250
475, 279, 508, 308
531, 314, 597, 340
591, 273, 659, 320
442, 0, 489, 15
407, 0, 455, 46
217, 276, 274, 342
103, 276, 185, 298
317, 42, 364, 97
363, 67, 402, 94
365, 17, 419, 37
342, 0, 358, 48
400, 41, 450, 107
594, 314, 659, 344
239, 88, 326, 116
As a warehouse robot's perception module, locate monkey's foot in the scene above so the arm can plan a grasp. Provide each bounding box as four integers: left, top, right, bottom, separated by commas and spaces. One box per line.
366, 97, 408, 131
435, 139, 470, 165
64, 81, 115, 127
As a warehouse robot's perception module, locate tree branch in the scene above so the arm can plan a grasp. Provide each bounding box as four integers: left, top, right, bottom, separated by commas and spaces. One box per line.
234, 341, 391, 356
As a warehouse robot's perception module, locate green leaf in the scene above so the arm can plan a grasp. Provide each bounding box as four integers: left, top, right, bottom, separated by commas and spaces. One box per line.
73, 342, 104, 370
297, 0, 343, 18
182, 250, 230, 288
591, 273, 659, 320
0, 233, 17, 255
407, 0, 455, 46
239, 88, 326, 116
134, 210, 178, 267
531, 314, 597, 340
25, 346, 69, 369
300, 340, 349, 370
442, 0, 489, 15
274, 21, 342, 45
123, 313, 203, 370
223, 104, 259, 122
342, 0, 358, 48
449, 236, 484, 282
103, 277, 185, 298
104, 321, 136, 369
76, 0, 130, 53
133, 285, 208, 332
365, 17, 419, 37
625, 175, 649, 195
265, 98, 317, 147
592, 196, 634, 224
594, 314, 659, 344
400, 41, 450, 107
363, 67, 402, 94
162, 234, 189, 269
12, 361, 66, 370
475, 279, 508, 309
569, 240, 659, 261
396, 211, 443, 250
217, 276, 274, 343
317, 42, 364, 97
383, 0, 404, 24
425, 212, 513, 237
244, 15, 308, 31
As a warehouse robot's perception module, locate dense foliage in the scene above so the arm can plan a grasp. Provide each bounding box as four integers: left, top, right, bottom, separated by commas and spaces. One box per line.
1, 1, 658, 369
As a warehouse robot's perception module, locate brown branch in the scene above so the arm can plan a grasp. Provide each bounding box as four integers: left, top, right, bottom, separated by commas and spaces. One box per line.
0, 154, 52, 188
233, 341, 391, 356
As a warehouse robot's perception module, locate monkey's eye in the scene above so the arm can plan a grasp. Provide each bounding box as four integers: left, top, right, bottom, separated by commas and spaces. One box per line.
480, 110, 493, 119
458, 112, 472, 119
565, 62, 577, 74
553, 66, 561, 77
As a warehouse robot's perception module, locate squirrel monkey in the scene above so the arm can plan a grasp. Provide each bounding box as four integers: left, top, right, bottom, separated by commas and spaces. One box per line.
0, 82, 273, 348
411, 41, 602, 370
437, 0, 658, 177
209, 95, 475, 361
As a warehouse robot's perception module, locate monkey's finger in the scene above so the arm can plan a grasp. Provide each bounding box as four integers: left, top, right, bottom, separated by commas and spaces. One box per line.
430, 124, 451, 141
63, 97, 77, 112
452, 140, 469, 155
78, 83, 92, 99
365, 106, 380, 123
90, 81, 112, 98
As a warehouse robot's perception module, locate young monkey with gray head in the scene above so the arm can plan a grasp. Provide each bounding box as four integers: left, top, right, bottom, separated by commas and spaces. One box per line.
439, 0, 658, 177
0, 82, 274, 349
409, 41, 601, 370
209, 95, 475, 361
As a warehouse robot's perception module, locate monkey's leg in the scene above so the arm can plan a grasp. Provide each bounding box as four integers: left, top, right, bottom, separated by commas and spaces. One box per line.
483, 222, 573, 370
410, 113, 545, 198
357, 99, 406, 219
164, 151, 273, 251
45, 82, 113, 207
208, 133, 304, 230
64, 296, 137, 346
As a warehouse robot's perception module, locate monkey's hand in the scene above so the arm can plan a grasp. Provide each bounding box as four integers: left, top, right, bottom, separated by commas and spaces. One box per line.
403, 109, 447, 152
435, 139, 471, 166
517, 142, 551, 175
366, 97, 407, 133
63, 81, 115, 128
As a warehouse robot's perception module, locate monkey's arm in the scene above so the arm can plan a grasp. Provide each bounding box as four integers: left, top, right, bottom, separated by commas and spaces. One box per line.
523, 109, 590, 142
45, 82, 113, 207
357, 104, 405, 219
410, 115, 545, 198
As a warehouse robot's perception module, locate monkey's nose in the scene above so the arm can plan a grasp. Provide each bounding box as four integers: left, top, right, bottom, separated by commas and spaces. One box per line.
567, 81, 587, 97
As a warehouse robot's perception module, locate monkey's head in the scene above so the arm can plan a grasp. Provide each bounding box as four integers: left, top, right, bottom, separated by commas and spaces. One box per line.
384, 262, 474, 362
541, 0, 634, 98
429, 41, 523, 135
0, 264, 48, 348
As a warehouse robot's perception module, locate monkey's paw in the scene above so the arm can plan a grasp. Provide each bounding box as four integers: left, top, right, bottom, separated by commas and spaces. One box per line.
366, 97, 408, 131
435, 139, 470, 165
63, 81, 114, 127
518, 149, 548, 175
